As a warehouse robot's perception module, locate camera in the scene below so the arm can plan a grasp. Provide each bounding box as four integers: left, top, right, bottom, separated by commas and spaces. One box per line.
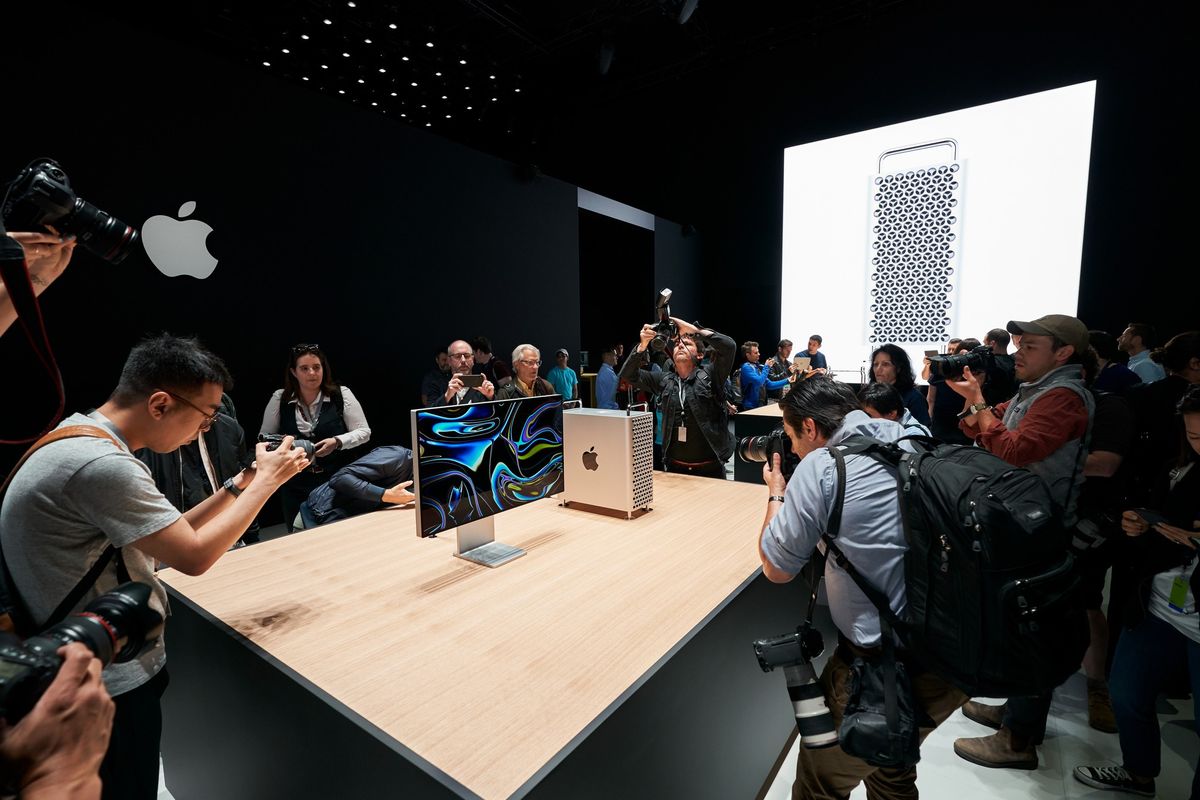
737, 428, 798, 479
928, 344, 995, 380
2, 158, 140, 265
753, 623, 838, 749
0, 582, 164, 724
648, 288, 678, 353
258, 433, 317, 461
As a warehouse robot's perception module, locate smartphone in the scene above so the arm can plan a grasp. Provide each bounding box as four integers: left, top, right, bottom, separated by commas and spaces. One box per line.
924, 349, 939, 359
793, 356, 811, 371
1131, 508, 1169, 527
459, 373, 484, 389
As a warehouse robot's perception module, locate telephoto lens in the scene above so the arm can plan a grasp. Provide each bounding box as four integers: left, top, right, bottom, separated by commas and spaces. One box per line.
783, 662, 839, 749
0, 582, 164, 724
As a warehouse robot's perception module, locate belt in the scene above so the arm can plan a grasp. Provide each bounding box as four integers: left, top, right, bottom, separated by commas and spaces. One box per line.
669, 458, 719, 468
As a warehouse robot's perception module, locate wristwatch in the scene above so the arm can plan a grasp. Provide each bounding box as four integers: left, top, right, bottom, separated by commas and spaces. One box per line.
957, 402, 991, 420
222, 475, 244, 497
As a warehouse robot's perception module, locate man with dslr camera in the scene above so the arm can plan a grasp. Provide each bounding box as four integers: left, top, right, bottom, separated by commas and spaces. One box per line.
758, 377, 967, 798
1, 334, 310, 800
619, 317, 735, 478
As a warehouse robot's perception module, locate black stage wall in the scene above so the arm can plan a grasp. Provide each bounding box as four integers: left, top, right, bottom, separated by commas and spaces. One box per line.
0, 8, 686, 479
533, 3, 1194, 351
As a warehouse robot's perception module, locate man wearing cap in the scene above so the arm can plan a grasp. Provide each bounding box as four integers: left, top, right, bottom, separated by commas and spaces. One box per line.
944, 314, 1095, 771
546, 348, 579, 401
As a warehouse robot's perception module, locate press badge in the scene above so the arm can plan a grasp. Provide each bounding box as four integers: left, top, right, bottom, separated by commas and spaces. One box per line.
1169, 576, 1190, 613
677, 425, 687, 443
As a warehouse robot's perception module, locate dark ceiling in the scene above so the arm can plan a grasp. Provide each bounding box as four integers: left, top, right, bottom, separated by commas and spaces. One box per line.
113, 1, 917, 183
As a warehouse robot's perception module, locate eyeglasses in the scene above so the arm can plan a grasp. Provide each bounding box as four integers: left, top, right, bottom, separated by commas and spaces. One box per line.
163, 390, 219, 432
292, 343, 321, 355
519, 359, 542, 367
449, 352, 473, 361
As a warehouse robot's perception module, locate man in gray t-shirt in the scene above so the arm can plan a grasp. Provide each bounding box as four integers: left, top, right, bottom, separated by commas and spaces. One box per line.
0, 335, 310, 800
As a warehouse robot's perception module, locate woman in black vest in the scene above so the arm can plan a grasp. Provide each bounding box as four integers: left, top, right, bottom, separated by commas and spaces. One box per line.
259, 344, 371, 531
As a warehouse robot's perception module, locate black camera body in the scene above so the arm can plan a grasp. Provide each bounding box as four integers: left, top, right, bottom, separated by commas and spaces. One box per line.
0, 582, 164, 724
2, 158, 140, 264
737, 428, 799, 479
928, 344, 995, 380
649, 288, 678, 353
753, 623, 826, 672
258, 433, 317, 460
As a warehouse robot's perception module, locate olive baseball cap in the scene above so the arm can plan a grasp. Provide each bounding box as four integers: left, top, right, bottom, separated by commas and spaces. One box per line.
1006, 315, 1089, 353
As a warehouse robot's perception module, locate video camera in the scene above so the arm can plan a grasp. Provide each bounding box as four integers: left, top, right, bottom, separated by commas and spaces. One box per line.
737, 428, 799, 479
0, 582, 164, 724
928, 344, 995, 380
2, 158, 140, 264
648, 288, 677, 353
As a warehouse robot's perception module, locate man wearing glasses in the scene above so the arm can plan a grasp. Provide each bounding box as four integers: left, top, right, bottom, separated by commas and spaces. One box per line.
0, 334, 310, 800
497, 345, 556, 400
433, 339, 496, 406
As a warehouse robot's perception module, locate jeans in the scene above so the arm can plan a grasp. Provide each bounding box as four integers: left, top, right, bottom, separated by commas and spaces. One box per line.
100, 667, 170, 800
1109, 612, 1200, 794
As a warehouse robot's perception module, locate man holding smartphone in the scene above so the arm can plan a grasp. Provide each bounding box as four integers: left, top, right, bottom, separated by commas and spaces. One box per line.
434, 339, 496, 406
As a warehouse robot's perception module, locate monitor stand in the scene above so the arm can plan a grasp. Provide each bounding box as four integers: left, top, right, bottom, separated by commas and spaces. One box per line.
453, 517, 525, 568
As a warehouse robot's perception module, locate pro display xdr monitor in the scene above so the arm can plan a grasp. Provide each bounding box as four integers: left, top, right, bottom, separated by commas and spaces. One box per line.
410, 394, 564, 567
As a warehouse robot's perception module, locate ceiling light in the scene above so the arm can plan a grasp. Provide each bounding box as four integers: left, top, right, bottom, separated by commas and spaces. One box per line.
426, 42, 434, 47
342, 52, 350, 57
435, 72, 442, 77
323, 18, 332, 25
281, 48, 290, 53
464, 86, 470, 90
401, 113, 407, 117
446, 114, 451, 119
491, 97, 497, 101
321, 64, 329, 69
426, 123, 431, 127
301, 34, 310, 40
420, 103, 427, 108
371, 101, 377, 106
489, 75, 495, 79
411, 81, 418, 87
441, 95, 447, 99
402, 56, 409, 61
390, 91, 397, 96
338, 89, 345, 94
364, 38, 372, 44
389, 23, 397, 29
459, 59, 467, 65
347, 1, 356, 6
357, 79, 365, 84
514, 88, 520, 92
302, 76, 309, 81
262, 61, 271, 67
466, 105, 472, 110
379, 68, 386, 73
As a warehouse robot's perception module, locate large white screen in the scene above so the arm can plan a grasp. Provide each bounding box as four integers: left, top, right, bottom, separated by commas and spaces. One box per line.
781, 81, 1096, 381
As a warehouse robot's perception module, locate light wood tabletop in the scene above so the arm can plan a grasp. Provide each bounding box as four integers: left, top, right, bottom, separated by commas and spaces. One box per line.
161, 471, 770, 799
741, 403, 784, 418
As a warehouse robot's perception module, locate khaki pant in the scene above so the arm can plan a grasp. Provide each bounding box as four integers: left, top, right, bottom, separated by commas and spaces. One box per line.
793, 647, 967, 800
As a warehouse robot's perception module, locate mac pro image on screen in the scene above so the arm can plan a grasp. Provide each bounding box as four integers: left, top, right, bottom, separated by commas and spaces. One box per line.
411, 394, 564, 567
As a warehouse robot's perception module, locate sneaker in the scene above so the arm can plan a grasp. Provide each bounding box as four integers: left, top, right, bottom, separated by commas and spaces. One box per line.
953, 727, 1038, 770
961, 700, 1006, 730
1087, 680, 1119, 733
1073, 764, 1155, 796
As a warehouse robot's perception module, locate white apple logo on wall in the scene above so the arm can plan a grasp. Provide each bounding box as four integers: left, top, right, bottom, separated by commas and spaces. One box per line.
142, 201, 218, 279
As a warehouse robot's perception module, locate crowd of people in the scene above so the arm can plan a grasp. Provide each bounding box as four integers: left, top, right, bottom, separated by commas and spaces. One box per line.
2, 222, 1198, 799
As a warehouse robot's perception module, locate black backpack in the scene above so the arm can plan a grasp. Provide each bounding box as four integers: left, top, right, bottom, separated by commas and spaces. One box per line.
823, 435, 1089, 698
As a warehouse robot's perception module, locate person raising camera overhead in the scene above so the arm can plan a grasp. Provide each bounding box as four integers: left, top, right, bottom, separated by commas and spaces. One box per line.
618, 315, 735, 479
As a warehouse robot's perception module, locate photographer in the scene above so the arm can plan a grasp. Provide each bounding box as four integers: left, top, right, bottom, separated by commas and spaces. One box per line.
0, 334, 310, 800
0, 643, 113, 800
432, 339, 496, 406
757, 377, 967, 797
619, 318, 735, 479
0, 231, 76, 338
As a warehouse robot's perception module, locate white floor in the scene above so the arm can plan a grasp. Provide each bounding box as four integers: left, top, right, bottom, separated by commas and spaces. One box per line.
762, 673, 1197, 799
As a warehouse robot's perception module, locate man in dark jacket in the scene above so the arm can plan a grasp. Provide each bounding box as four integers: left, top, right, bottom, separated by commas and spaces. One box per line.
301, 445, 414, 528
619, 317, 735, 479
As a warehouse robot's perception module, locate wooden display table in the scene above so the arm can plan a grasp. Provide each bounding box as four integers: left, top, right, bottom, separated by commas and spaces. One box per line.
160, 472, 808, 799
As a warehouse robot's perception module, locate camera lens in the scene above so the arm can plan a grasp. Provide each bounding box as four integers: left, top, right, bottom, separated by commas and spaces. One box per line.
61, 198, 141, 264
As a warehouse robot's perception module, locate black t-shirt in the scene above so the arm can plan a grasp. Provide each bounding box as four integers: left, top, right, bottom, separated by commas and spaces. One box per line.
1076, 391, 1136, 520
665, 377, 719, 463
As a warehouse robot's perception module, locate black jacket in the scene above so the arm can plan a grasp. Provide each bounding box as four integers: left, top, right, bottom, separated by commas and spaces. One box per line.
304, 445, 413, 526
619, 329, 736, 463
138, 410, 250, 513
495, 377, 556, 401
429, 387, 492, 407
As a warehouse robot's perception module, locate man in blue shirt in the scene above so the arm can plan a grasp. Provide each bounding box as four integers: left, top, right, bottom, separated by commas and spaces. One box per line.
1118, 323, 1166, 384
806, 335, 829, 372
546, 348, 579, 401
739, 340, 791, 410
596, 350, 619, 409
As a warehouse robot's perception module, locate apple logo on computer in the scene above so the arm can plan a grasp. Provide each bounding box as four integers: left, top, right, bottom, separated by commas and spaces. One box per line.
141, 201, 219, 279
582, 446, 599, 471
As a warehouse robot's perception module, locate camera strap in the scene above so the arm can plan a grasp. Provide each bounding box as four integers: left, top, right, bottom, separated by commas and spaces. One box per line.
0, 233, 66, 444
0, 425, 123, 635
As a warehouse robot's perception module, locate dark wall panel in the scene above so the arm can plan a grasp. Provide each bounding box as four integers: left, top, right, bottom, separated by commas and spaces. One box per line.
0, 7, 579, 472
